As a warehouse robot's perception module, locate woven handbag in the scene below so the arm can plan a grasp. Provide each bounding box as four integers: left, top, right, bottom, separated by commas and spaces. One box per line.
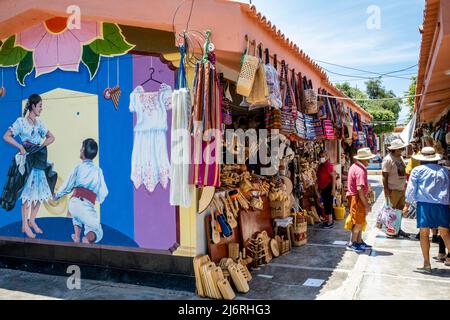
303, 81, 317, 115
237, 41, 260, 97
279, 61, 297, 136
248, 58, 269, 106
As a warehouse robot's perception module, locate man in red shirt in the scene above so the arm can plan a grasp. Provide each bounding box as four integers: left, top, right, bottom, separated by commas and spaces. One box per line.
346, 148, 375, 253
316, 150, 337, 229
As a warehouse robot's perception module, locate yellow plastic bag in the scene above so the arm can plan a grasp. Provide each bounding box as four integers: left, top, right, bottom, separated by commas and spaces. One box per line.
344, 213, 367, 231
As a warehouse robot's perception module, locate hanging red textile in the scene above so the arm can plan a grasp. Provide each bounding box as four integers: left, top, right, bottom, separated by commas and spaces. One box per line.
190, 41, 222, 187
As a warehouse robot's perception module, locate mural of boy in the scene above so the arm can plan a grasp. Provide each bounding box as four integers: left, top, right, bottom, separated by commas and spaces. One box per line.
54, 138, 108, 244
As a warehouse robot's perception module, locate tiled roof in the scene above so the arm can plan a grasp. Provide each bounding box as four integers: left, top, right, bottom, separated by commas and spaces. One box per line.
415, 0, 440, 109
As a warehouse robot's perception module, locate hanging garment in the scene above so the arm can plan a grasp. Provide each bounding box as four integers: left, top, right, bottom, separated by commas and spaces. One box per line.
129, 84, 173, 192
264, 63, 282, 109
170, 45, 193, 208
190, 51, 222, 187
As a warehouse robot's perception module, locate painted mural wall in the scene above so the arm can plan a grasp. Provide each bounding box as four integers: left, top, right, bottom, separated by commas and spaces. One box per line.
0, 20, 178, 251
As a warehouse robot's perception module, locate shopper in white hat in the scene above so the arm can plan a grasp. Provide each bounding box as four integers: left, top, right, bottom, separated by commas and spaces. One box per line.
405, 147, 450, 274
382, 138, 410, 238
345, 148, 376, 253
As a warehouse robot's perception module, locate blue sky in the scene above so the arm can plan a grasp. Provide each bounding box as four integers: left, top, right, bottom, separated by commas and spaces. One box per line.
240, 0, 425, 123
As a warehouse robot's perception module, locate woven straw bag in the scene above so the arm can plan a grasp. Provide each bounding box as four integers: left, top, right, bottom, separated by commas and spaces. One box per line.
237, 41, 260, 97
248, 59, 269, 106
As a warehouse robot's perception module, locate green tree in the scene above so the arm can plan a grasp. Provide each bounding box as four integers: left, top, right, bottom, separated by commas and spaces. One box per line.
336, 82, 369, 110
365, 79, 401, 118
366, 106, 396, 134
405, 76, 416, 119
336, 80, 398, 134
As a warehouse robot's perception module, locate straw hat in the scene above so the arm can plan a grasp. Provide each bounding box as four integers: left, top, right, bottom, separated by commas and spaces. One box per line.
388, 139, 408, 150
280, 176, 293, 195
198, 186, 216, 214
412, 147, 443, 162
353, 148, 377, 160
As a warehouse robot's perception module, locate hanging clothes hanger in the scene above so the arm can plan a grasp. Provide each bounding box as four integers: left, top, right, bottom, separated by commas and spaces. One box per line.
141, 68, 162, 86
257, 43, 263, 60
141, 57, 163, 86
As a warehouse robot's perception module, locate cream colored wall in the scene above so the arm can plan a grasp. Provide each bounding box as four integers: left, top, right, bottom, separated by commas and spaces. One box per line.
23, 89, 100, 218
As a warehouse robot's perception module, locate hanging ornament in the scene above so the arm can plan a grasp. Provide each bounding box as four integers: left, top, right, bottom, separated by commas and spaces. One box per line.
103, 57, 121, 110
0, 68, 5, 97
110, 85, 121, 110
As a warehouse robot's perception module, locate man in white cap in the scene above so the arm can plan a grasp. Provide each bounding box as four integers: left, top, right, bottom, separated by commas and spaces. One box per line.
346, 148, 376, 253
382, 138, 409, 238
405, 147, 450, 274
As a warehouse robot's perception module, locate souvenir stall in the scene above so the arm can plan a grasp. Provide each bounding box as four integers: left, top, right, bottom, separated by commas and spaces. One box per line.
186, 35, 372, 299
414, 110, 450, 163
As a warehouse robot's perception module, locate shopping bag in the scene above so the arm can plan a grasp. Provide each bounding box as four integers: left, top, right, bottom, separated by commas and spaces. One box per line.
406, 203, 416, 219
376, 199, 402, 236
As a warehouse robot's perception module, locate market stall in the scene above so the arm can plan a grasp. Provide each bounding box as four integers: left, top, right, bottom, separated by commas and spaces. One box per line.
177, 32, 374, 299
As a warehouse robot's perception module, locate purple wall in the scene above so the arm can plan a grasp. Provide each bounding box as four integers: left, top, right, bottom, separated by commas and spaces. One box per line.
132, 54, 177, 250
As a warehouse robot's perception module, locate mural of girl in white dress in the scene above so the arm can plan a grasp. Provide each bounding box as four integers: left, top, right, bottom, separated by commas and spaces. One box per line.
2, 94, 56, 238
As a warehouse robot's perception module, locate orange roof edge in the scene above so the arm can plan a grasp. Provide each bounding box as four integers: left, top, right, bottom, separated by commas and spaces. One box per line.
415, 0, 440, 112
240, 3, 372, 122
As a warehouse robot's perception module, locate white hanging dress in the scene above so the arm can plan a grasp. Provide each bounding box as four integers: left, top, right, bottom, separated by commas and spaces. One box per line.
170, 88, 193, 208
129, 84, 172, 192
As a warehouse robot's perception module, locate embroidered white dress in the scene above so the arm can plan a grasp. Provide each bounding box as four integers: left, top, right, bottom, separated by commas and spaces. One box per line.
129, 84, 172, 192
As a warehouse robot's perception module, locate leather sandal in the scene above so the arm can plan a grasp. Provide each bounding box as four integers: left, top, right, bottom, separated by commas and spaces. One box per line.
433, 254, 446, 262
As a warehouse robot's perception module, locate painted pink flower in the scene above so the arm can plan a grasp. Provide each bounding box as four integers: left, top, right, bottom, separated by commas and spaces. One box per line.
16, 17, 100, 76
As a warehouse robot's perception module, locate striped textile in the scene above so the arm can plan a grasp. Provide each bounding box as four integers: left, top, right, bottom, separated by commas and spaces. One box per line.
190, 53, 222, 187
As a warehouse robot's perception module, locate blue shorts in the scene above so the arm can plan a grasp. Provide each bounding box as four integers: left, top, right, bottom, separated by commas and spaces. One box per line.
416, 202, 450, 229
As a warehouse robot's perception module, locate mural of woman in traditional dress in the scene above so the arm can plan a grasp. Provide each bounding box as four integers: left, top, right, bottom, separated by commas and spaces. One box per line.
1, 94, 57, 238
